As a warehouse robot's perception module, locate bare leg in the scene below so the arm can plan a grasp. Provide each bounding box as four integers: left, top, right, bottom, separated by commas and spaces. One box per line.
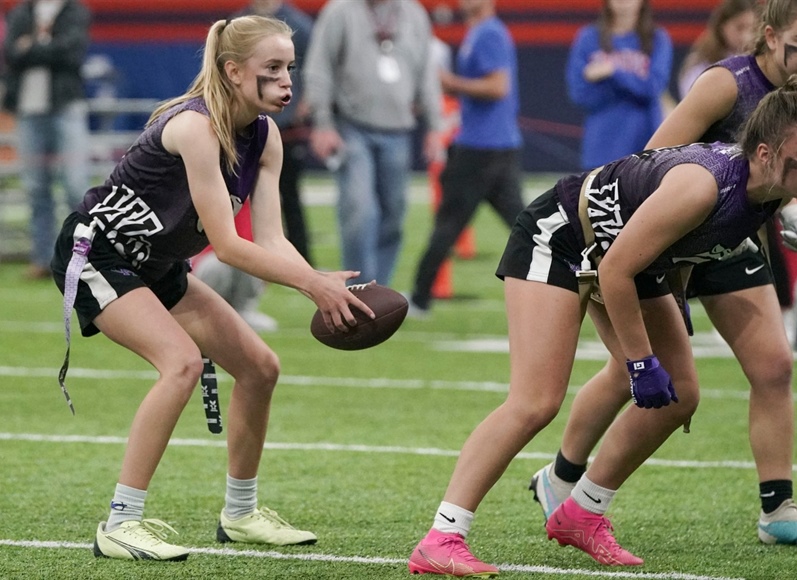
94, 288, 204, 490
172, 275, 280, 480
559, 295, 683, 465
701, 286, 794, 484
443, 278, 583, 510
585, 296, 699, 489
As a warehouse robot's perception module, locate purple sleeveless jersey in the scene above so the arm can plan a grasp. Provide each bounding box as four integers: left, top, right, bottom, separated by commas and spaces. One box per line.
77, 97, 270, 280
700, 54, 775, 143
556, 142, 780, 274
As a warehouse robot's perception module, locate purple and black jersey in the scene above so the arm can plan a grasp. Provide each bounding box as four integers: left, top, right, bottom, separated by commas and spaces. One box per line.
700, 54, 775, 143
556, 142, 780, 274
77, 97, 270, 280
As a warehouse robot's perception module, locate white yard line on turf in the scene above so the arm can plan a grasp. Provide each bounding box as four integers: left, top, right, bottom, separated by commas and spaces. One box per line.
0, 539, 748, 580
0, 365, 751, 399
0, 432, 766, 471
0, 320, 737, 359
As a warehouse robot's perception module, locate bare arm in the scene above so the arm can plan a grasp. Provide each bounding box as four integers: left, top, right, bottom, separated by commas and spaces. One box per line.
646, 66, 738, 149
164, 113, 372, 330
440, 68, 509, 101
598, 164, 718, 359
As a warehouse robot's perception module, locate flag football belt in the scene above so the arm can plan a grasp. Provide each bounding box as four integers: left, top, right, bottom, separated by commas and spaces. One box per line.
58, 218, 99, 415
575, 165, 693, 336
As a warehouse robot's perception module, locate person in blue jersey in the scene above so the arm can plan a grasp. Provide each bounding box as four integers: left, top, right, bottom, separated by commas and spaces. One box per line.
50, 16, 374, 562
566, 0, 673, 169
405, 0, 525, 317
408, 77, 797, 575
532, 0, 797, 551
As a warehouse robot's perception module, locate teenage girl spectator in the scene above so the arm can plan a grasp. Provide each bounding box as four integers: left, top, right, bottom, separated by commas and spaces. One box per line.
566, 0, 673, 169
678, 0, 758, 100
51, 16, 373, 561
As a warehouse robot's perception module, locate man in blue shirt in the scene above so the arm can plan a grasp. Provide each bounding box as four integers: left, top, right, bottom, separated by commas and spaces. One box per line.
407, 0, 525, 316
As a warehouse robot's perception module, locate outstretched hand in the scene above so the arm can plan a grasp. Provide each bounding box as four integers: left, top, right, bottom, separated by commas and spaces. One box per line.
627, 355, 678, 409
308, 271, 375, 332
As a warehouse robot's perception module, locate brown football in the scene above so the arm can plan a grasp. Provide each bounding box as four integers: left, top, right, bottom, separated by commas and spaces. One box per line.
310, 284, 408, 350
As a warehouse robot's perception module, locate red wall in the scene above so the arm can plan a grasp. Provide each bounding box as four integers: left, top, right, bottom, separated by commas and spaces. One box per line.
1, 0, 719, 46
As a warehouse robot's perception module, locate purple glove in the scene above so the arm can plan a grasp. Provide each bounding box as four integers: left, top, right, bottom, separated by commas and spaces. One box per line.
626, 355, 678, 409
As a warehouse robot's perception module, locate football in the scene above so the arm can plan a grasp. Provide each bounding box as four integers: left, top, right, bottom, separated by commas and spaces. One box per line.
310, 284, 408, 350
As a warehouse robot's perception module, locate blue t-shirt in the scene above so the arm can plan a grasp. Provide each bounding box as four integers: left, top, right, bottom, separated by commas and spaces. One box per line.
566, 24, 673, 169
454, 16, 521, 150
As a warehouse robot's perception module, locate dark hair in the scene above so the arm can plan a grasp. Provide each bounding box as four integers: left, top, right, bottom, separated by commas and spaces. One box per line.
753, 0, 797, 55
739, 74, 797, 156
598, 0, 655, 54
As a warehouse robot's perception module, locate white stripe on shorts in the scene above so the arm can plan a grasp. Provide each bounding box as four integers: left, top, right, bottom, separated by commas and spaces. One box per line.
81, 263, 118, 310
72, 224, 118, 310
527, 203, 569, 282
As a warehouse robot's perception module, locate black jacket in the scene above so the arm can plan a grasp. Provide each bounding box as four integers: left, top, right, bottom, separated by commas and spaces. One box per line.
3, 0, 91, 113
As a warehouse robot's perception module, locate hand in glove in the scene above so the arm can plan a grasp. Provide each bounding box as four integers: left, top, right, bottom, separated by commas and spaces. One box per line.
627, 355, 678, 409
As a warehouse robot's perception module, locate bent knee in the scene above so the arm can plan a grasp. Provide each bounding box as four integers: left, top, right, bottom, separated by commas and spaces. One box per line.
747, 352, 793, 391
509, 399, 564, 435
161, 355, 204, 401
237, 347, 280, 392
663, 386, 699, 425
259, 349, 281, 385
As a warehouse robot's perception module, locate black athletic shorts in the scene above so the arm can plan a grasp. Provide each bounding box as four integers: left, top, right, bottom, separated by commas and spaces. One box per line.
51, 212, 190, 337
686, 248, 773, 298
495, 189, 670, 300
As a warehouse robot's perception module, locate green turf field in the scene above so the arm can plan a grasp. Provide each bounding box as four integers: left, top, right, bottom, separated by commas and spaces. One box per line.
0, 173, 792, 579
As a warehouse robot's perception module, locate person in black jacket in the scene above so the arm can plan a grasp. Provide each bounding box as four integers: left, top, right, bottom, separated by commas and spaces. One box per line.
3, 0, 91, 280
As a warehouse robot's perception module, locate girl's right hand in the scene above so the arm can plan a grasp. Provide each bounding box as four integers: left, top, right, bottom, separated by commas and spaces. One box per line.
308, 271, 376, 333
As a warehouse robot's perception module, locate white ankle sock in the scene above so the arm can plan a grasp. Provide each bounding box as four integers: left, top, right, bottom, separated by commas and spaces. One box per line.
224, 474, 258, 519
432, 501, 474, 538
106, 483, 146, 532
572, 476, 615, 515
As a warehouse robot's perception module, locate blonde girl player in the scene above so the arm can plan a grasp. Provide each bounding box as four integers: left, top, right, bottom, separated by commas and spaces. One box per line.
532, 0, 797, 548
409, 77, 797, 575
51, 16, 373, 561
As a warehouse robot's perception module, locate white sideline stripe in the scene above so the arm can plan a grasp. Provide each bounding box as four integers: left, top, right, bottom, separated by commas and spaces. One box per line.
0, 365, 751, 400
0, 432, 768, 471
0, 540, 746, 580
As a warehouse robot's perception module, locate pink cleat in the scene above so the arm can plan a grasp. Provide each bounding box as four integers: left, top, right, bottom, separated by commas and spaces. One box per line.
408, 528, 499, 577
545, 497, 643, 566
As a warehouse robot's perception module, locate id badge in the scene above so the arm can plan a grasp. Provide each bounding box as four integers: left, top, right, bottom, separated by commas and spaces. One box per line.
377, 54, 401, 84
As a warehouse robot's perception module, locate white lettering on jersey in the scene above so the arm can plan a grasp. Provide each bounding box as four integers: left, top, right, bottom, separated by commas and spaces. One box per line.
88, 184, 164, 267
672, 238, 757, 265
585, 177, 624, 252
